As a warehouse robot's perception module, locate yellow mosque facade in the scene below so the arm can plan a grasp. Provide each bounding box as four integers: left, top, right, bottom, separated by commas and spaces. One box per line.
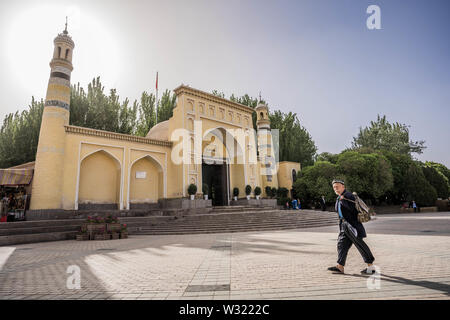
29, 27, 300, 212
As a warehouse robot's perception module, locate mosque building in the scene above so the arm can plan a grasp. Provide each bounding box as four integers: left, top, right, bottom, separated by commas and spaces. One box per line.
24, 25, 300, 214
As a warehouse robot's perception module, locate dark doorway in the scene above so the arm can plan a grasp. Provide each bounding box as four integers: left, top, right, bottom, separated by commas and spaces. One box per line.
202, 160, 228, 206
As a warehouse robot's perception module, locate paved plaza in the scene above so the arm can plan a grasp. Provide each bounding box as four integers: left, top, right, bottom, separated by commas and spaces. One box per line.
0, 212, 449, 300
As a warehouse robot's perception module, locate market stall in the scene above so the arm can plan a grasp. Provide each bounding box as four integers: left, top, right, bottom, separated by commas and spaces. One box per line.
0, 163, 34, 222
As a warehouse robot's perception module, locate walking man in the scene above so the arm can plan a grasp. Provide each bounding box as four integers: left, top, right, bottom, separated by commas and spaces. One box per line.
327, 179, 376, 274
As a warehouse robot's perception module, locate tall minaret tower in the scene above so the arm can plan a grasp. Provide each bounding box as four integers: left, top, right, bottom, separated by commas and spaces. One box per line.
255, 101, 278, 195
30, 20, 74, 210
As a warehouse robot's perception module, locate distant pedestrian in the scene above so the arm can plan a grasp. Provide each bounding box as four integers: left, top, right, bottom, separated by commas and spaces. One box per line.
327, 179, 376, 275
321, 196, 327, 211
297, 199, 301, 209
412, 200, 417, 213
292, 198, 298, 210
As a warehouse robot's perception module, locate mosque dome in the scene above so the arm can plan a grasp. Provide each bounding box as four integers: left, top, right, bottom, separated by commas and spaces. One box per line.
146, 120, 169, 141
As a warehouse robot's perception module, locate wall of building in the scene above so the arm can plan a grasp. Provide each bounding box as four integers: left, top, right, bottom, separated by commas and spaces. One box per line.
277, 161, 301, 197
59, 127, 172, 210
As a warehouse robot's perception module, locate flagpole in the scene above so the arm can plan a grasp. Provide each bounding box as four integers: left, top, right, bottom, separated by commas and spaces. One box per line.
155, 71, 158, 124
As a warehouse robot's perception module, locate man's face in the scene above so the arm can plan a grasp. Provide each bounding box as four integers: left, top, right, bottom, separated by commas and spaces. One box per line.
333, 183, 345, 195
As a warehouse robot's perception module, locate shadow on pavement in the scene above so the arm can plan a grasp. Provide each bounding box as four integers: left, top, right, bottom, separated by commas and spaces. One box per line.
347, 273, 450, 296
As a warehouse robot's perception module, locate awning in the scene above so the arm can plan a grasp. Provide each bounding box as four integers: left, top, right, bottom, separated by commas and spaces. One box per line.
0, 168, 34, 186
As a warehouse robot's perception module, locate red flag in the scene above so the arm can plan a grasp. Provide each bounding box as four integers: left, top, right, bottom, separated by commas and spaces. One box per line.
156, 72, 158, 90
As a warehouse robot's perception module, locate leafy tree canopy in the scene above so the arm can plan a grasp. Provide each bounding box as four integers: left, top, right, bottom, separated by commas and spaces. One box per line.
336, 151, 394, 201
293, 161, 339, 205
352, 114, 426, 155
421, 164, 449, 199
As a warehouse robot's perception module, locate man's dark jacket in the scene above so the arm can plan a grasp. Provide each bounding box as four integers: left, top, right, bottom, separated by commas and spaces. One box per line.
335, 189, 367, 238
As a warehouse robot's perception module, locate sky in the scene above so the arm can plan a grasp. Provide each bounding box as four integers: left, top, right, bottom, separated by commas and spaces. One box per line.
0, 0, 449, 167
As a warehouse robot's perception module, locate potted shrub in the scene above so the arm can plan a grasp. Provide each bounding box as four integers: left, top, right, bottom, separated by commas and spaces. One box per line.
233, 187, 239, 201
120, 224, 128, 239
94, 226, 107, 240
254, 186, 261, 200
106, 215, 121, 233
202, 183, 209, 200
271, 187, 277, 199
76, 229, 88, 241
265, 186, 272, 198
188, 184, 197, 200
278, 187, 289, 198
245, 185, 252, 200
111, 232, 120, 240
84, 216, 106, 239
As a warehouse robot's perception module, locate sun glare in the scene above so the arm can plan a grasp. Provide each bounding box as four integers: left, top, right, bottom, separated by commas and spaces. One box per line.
6, 4, 120, 96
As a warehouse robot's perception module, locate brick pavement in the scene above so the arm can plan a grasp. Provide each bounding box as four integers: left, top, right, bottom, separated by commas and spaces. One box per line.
0, 213, 449, 300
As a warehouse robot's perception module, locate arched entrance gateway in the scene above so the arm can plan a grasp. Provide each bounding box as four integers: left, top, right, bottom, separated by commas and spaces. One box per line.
201, 127, 247, 206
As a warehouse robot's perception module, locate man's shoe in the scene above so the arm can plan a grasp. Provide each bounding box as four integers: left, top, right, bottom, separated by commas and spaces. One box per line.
327, 266, 344, 274
360, 267, 376, 274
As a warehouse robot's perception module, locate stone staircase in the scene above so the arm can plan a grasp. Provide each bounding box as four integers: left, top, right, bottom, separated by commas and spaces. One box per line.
0, 206, 339, 245
133, 207, 339, 235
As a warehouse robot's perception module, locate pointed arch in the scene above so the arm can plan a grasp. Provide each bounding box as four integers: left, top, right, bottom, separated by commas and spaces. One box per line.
77, 149, 122, 209
127, 154, 166, 210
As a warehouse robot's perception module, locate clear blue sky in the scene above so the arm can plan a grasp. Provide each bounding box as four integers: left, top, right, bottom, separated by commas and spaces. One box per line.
0, 0, 449, 166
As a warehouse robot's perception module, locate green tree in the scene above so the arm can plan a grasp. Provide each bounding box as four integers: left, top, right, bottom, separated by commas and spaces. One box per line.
352, 114, 426, 155
380, 151, 414, 204
315, 152, 339, 164
403, 162, 437, 206
70, 77, 137, 134
422, 165, 449, 199
117, 97, 137, 134
293, 161, 339, 206
211, 90, 225, 98
0, 97, 44, 168
135, 91, 156, 137
157, 89, 177, 123
425, 161, 450, 195
336, 151, 394, 202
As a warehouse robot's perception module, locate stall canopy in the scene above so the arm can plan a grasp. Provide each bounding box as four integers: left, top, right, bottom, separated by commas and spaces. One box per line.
0, 162, 34, 186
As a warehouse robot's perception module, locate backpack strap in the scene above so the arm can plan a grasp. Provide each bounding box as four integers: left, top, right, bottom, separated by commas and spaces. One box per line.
341, 197, 356, 204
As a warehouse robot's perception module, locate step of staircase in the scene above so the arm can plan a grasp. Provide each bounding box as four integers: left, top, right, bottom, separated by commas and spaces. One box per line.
133, 210, 339, 235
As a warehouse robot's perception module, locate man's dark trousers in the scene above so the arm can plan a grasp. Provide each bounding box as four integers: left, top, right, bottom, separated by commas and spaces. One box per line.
337, 219, 375, 266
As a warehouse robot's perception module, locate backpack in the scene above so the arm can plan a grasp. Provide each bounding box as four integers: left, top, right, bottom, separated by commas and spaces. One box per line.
343, 192, 372, 223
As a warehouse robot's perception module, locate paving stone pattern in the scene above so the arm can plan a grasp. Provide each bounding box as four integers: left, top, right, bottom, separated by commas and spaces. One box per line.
0, 213, 449, 300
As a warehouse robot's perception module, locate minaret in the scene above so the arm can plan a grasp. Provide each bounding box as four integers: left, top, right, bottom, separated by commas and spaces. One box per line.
30, 20, 74, 210
255, 100, 278, 195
